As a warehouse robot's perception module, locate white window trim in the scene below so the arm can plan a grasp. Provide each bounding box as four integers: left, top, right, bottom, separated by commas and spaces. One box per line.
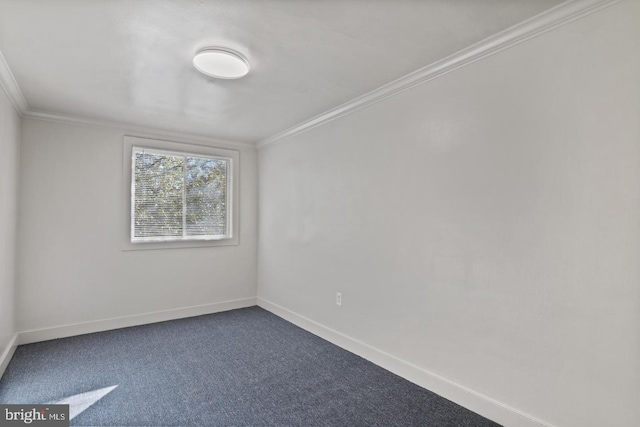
122, 135, 240, 250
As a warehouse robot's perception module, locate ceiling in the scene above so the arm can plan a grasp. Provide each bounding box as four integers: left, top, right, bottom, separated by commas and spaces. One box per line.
0, 0, 563, 144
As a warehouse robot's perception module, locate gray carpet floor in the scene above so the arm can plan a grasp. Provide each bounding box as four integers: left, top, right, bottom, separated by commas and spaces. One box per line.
0, 307, 500, 426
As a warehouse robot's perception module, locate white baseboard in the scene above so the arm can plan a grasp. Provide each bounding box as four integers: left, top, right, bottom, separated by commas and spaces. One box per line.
19, 297, 257, 345
257, 297, 554, 427
0, 333, 18, 379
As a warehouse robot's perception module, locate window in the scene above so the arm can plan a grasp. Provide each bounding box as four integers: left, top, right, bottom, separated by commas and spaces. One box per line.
123, 136, 239, 250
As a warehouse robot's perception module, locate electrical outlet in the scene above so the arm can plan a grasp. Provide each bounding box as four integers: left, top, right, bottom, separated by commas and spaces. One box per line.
336, 292, 342, 306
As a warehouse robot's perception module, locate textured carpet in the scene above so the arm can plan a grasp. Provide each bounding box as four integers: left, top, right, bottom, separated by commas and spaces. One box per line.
0, 307, 499, 426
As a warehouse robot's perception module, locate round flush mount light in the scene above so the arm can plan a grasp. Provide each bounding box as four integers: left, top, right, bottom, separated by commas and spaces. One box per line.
193, 48, 250, 79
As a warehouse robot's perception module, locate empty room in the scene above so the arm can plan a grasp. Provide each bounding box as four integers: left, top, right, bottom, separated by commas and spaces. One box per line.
0, 0, 638, 426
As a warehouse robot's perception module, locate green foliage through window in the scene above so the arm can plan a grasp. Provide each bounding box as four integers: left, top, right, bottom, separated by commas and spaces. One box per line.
132, 148, 228, 241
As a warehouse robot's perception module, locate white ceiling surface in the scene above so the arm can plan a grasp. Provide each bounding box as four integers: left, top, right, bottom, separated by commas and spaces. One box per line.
0, 0, 563, 143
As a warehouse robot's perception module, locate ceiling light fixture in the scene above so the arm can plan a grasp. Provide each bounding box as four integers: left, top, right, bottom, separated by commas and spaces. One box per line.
192, 48, 250, 79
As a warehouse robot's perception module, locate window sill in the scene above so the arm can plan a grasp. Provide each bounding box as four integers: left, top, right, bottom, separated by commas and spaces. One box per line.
122, 236, 238, 251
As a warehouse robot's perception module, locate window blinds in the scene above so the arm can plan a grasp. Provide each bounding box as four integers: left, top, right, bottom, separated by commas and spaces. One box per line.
132, 147, 229, 242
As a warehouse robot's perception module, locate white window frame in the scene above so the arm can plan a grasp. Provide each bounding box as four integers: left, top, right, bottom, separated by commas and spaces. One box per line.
123, 136, 239, 250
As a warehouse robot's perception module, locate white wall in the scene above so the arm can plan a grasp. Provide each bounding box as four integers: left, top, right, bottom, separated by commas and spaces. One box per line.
0, 87, 20, 362
257, 2, 640, 427
17, 118, 258, 335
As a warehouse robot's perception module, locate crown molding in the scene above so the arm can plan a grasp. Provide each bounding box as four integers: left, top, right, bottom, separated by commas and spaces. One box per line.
256, 0, 624, 150
0, 50, 28, 114
22, 110, 256, 150
1, 0, 623, 150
